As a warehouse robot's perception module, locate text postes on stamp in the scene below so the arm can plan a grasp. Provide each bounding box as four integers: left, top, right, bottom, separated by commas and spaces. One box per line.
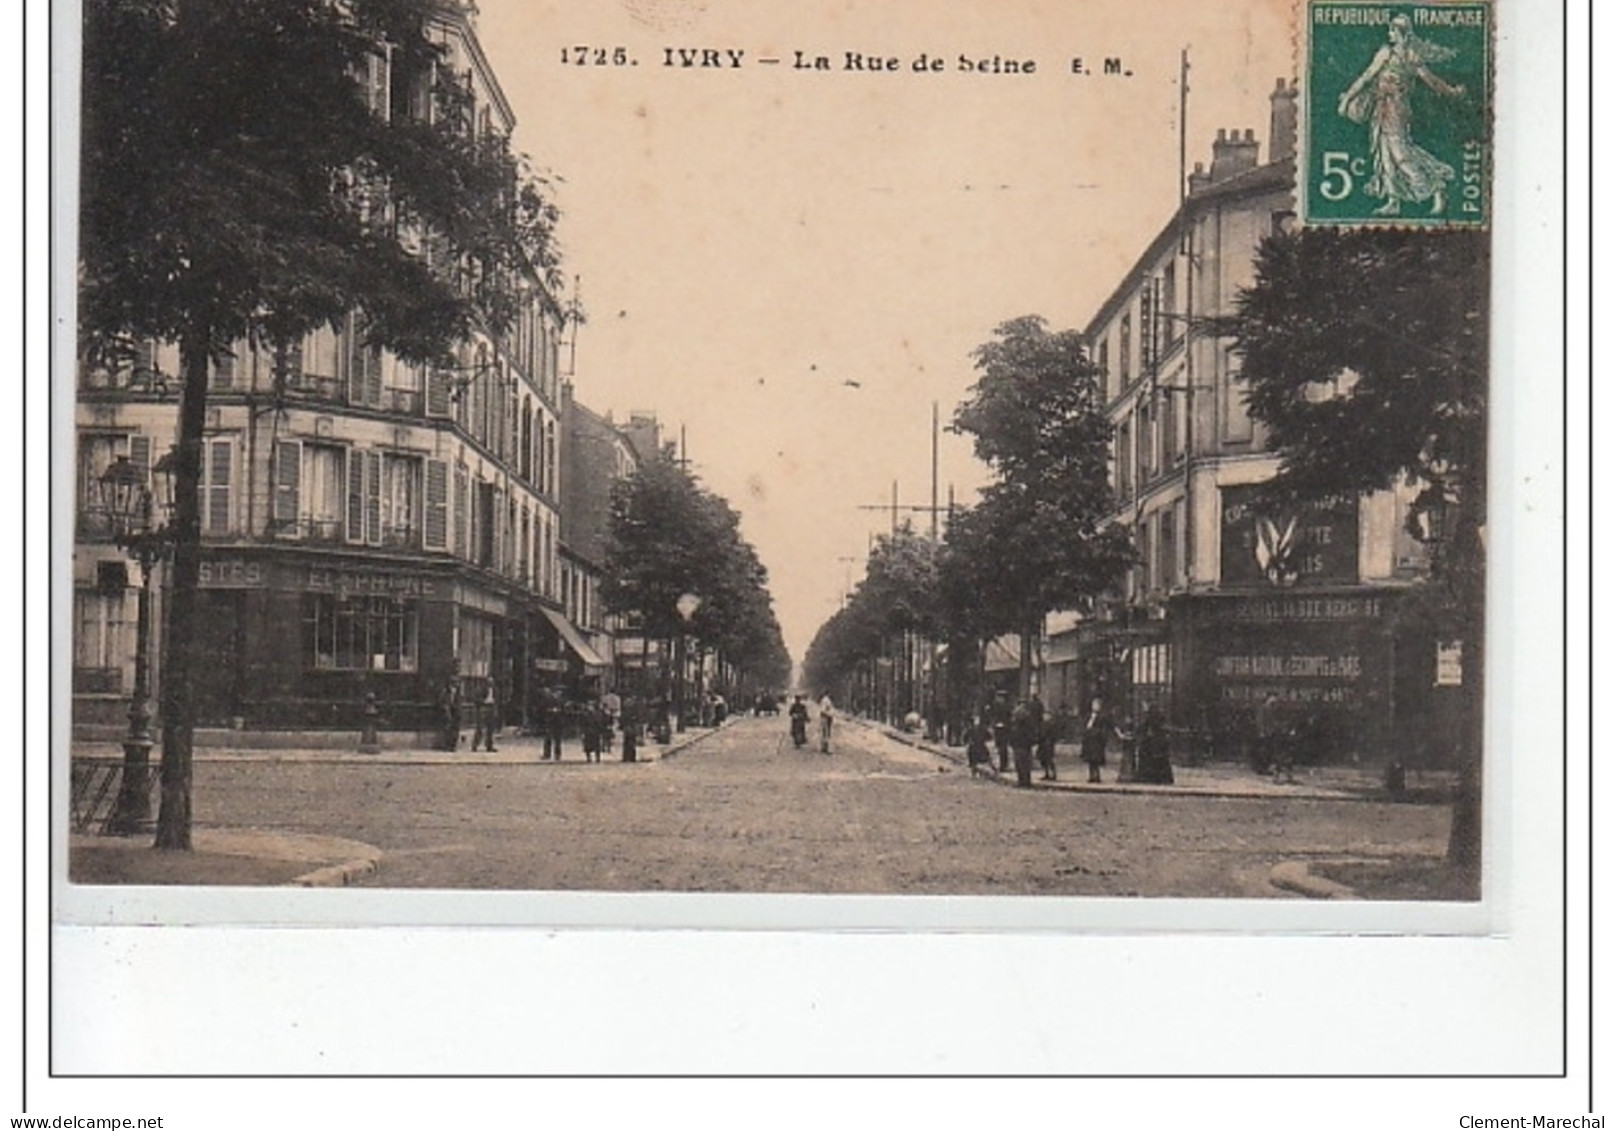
1302, 2, 1491, 227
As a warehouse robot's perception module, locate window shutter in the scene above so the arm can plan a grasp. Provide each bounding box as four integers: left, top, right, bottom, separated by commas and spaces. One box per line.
490, 486, 503, 572
371, 48, 392, 120
346, 448, 365, 543
365, 349, 383, 408
365, 450, 383, 545
427, 368, 452, 417
424, 459, 449, 549
127, 434, 152, 486
272, 440, 302, 529
452, 467, 469, 558
205, 440, 233, 535
281, 339, 304, 386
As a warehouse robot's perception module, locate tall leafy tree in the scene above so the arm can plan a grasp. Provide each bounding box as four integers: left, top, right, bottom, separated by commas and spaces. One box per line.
1227, 227, 1488, 874
79, 0, 561, 847
800, 526, 945, 719
602, 455, 788, 699
951, 316, 1135, 696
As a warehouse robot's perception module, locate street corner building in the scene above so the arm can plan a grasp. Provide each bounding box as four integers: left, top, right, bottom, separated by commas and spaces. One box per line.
70, 4, 648, 747
1035, 79, 1470, 771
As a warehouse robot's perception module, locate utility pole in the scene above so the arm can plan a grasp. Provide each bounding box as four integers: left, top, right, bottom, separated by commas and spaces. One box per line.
930, 401, 940, 543
1179, 49, 1190, 222
565, 274, 582, 377
836, 555, 860, 607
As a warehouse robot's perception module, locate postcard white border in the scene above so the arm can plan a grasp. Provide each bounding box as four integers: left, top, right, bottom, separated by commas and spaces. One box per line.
28, 0, 1583, 1102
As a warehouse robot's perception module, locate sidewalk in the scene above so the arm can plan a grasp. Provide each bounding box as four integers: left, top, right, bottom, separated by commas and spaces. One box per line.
66, 722, 736, 887
68, 827, 384, 887
849, 717, 1468, 900
69, 718, 732, 767
852, 716, 1456, 804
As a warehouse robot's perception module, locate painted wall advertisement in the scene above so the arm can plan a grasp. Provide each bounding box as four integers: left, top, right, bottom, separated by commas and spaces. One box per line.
1219, 484, 1360, 589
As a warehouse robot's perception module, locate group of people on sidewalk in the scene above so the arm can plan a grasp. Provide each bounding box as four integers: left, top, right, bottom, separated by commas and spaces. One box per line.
963, 694, 1175, 789
435, 679, 647, 763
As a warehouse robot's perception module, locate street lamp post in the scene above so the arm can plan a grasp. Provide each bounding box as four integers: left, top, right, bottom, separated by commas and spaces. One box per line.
674, 592, 701, 732
97, 452, 175, 835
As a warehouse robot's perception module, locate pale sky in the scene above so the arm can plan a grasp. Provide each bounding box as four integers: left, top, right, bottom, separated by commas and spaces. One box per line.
474, 0, 1294, 661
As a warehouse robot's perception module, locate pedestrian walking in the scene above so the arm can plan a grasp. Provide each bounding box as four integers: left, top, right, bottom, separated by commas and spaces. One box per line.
818, 691, 835, 753
535, 687, 562, 761
1080, 697, 1112, 784
990, 693, 1011, 773
1009, 697, 1042, 788
471, 679, 499, 753
965, 714, 994, 778
1257, 693, 1295, 781
582, 701, 605, 763
437, 671, 462, 752
620, 697, 641, 763
788, 695, 810, 748
1037, 703, 1065, 781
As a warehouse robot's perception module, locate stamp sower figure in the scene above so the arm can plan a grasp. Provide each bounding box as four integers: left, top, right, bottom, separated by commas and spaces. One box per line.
817, 691, 835, 754
471, 678, 498, 753
1337, 14, 1466, 217
1080, 697, 1112, 784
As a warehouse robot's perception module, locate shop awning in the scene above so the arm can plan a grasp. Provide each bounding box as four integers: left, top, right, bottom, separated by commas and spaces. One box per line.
540, 606, 608, 668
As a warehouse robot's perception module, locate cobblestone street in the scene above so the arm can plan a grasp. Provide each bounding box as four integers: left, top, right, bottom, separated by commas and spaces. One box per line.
173, 716, 1452, 897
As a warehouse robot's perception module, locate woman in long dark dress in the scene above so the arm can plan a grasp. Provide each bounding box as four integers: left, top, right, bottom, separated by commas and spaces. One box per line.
965, 715, 994, 777
1134, 707, 1174, 785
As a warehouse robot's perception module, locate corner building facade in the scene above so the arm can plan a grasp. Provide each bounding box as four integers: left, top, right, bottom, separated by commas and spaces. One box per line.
1062, 81, 1461, 767
72, 4, 591, 739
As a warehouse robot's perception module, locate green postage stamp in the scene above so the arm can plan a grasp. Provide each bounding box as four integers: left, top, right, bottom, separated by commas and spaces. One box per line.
1303, 2, 1492, 226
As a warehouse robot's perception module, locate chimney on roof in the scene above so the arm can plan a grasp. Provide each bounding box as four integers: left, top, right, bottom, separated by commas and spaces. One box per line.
1269, 78, 1299, 162
1187, 160, 1212, 196
1209, 126, 1260, 183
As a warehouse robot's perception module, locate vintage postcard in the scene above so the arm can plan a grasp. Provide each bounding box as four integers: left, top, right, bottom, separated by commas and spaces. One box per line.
45, 0, 1569, 1085
60, 0, 1512, 916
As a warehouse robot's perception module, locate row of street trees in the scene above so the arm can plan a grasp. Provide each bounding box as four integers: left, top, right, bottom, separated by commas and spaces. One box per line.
602, 454, 792, 708
803, 316, 1133, 711
79, 0, 565, 848
804, 229, 1486, 872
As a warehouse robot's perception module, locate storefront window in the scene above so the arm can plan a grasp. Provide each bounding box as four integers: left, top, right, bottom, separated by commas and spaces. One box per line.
308, 594, 418, 672
459, 613, 494, 678
74, 589, 127, 685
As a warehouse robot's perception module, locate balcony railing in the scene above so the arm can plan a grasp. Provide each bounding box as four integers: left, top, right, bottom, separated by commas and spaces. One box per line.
385, 388, 423, 415
73, 666, 124, 694
269, 516, 348, 543
283, 373, 347, 404
380, 525, 422, 551
76, 508, 117, 542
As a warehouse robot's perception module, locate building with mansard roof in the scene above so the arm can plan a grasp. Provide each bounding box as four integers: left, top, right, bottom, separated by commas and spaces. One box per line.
72, 3, 601, 741
1044, 79, 1462, 768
